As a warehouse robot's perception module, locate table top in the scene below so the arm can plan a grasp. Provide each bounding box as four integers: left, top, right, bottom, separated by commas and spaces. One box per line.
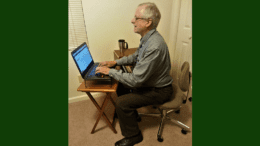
77, 79, 119, 93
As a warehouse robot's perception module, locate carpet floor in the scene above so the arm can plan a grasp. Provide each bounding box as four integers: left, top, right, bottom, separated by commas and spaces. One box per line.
69, 93, 192, 146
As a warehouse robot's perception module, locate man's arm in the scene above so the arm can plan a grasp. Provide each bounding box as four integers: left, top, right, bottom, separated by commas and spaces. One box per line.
99, 61, 117, 68
99, 48, 139, 67
95, 49, 139, 74
116, 48, 139, 66
109, 47, 160, 88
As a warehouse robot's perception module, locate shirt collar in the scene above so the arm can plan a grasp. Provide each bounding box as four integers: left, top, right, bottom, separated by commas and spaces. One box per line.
140, 29, 156, 47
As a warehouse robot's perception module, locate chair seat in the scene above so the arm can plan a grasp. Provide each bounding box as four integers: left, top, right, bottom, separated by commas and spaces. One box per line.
158, 83, 185, 109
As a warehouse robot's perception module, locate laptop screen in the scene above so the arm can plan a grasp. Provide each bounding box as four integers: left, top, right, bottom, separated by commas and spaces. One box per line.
71, 42, 94, 74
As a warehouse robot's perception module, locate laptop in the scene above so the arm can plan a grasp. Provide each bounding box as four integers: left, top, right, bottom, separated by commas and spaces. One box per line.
71, 42, 112, 82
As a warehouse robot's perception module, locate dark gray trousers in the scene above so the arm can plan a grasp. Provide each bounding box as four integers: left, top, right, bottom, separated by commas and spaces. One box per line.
115, 83, 173, 137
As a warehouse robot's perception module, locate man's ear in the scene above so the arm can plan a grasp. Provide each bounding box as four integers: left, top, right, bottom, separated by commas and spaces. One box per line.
145, 19, 153, 28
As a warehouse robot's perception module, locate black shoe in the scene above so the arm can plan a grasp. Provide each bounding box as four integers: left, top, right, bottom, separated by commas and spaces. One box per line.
115, 132, 143, 146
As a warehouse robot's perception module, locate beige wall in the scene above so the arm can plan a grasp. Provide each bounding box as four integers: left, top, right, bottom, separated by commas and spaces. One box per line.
69, 0, 177, 99
168, 0, 181, 81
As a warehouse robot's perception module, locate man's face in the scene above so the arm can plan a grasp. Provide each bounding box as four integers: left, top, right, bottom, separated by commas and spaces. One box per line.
131, 5, 149, 37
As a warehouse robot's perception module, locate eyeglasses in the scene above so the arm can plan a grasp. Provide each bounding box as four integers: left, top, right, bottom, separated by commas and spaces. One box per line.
134, 16, 148, 21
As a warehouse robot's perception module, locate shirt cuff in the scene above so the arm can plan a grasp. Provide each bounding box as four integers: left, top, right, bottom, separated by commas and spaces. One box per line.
108, 68, 120, 81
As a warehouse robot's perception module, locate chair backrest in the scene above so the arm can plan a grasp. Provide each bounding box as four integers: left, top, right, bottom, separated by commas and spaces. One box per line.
178, 61, 190, 92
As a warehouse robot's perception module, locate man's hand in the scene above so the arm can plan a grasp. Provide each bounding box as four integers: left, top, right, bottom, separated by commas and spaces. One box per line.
99, 61, 117, 68
95, 66, 110, 75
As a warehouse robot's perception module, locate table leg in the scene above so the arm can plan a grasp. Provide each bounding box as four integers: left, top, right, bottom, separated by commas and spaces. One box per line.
107, 92, 116, 107
107, 92, 118, 126
86, 92, 117, 134
90, 94, 109, 134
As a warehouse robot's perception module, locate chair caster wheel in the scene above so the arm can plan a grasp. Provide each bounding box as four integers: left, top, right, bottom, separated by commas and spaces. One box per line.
157, 136, 163, 142
189, 97, 192, 102
181, 129, 187, 135
175, 109, 180, 114
182, 100, 187, 104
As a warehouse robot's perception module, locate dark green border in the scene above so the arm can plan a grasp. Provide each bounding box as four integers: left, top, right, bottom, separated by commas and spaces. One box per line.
193, 1, 232, 145
193, 1, 259, 146
2, 1, 68, 145
2, 0, 259, 145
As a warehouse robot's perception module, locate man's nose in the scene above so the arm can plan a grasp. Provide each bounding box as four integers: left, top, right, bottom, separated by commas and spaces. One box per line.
131, 18, 135, 24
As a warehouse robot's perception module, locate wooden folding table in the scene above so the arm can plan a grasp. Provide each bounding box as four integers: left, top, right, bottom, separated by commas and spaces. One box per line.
77, 79, 118, 134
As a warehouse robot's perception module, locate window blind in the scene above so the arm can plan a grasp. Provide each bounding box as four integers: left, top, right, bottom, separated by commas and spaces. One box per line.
69, 0, 89, 51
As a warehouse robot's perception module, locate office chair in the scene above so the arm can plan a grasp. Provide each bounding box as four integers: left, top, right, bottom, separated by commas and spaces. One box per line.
138, 61, 192, 142
182, 64, 192, 103
188, 72, 192, 102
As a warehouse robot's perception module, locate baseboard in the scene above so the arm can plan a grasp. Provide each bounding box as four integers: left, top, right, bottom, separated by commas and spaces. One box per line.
69, 92, 104, 104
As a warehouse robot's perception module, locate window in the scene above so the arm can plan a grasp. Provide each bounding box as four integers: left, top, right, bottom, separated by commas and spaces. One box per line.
69, 0, 89, 51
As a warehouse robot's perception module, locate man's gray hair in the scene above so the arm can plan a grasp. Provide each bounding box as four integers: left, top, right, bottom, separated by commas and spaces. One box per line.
138, 2, 161, 29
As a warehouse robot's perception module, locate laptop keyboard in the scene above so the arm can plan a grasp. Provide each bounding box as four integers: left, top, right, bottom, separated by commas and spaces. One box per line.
88, 65, 98, 77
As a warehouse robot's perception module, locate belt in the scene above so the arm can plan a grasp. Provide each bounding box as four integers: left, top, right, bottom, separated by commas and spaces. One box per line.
134, 84, 172, 91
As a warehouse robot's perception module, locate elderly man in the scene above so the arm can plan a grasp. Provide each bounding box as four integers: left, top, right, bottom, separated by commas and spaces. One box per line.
95, 2, 173, 146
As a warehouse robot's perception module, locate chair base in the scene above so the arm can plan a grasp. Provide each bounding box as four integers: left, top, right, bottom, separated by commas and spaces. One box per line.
138, 108, 191, 142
